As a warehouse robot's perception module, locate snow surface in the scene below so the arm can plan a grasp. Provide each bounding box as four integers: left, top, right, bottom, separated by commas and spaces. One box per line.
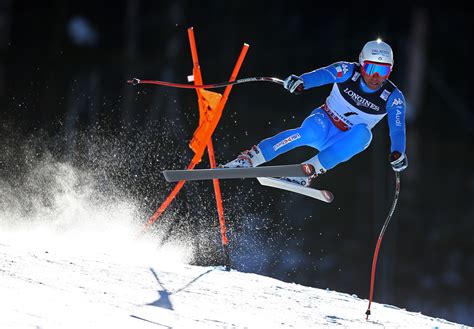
1, 225, 470, 329
0, 161, 470, 328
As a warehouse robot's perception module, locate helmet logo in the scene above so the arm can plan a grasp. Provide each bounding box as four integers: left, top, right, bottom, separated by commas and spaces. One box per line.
360, 40, 394, 66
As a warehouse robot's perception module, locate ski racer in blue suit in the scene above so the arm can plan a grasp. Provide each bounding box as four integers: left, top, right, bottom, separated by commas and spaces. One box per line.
224, 39, 408, 187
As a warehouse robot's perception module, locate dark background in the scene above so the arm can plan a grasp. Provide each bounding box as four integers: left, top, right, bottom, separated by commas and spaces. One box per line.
1, 1, 473, 326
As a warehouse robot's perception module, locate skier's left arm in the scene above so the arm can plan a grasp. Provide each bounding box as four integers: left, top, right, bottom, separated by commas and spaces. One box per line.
386, 90, 408, 172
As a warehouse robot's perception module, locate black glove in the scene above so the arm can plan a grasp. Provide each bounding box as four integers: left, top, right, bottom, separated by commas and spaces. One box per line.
283, 74, 304, 94
389, 151, 408, 172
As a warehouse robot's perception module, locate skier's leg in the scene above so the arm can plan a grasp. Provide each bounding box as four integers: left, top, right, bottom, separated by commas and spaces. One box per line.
257, 108, 330, 162
282, 124, 372, 187
307, 123, 373, 171
223, 108, 330, 168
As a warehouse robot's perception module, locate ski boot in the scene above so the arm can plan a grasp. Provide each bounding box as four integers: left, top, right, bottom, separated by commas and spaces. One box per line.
221, 145, 265, 168
281, 159, 326, 187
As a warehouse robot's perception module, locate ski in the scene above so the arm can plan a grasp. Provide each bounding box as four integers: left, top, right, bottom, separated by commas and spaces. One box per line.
257, 177, 334, 203
162, 164, 315, 182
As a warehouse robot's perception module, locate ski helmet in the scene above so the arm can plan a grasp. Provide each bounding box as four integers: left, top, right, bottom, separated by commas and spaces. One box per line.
359, 39, 394, 66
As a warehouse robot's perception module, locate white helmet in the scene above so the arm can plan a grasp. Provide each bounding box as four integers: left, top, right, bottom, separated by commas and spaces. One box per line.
359, 39, 394, 66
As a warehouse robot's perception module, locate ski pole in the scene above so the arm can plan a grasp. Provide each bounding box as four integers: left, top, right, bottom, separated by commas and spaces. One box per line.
127, 77, 284, 89
366, 171, 401, 320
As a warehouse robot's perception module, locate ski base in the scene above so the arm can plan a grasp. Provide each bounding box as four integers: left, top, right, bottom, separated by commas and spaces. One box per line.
257, 177, 334, 203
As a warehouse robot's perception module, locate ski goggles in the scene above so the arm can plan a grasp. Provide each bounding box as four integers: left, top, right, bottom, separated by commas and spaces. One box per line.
361, 61, 392, 78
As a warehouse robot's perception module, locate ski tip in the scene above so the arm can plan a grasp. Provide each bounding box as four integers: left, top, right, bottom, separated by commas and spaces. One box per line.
321, 190, 334, 203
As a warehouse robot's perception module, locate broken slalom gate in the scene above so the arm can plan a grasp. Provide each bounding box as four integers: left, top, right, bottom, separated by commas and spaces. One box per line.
129, 27, 260, 270
129, 27, 402, 319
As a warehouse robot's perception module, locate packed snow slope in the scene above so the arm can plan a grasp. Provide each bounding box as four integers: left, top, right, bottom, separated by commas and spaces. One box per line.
0, 160, 469, 328
1, 226, 469, 329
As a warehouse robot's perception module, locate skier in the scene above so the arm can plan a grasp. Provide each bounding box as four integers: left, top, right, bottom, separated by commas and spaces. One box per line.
223, 39, 408, 187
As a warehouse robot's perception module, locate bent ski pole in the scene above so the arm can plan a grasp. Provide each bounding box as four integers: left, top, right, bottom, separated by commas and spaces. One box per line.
127, 77, 284, 89
366, 171, 401, 320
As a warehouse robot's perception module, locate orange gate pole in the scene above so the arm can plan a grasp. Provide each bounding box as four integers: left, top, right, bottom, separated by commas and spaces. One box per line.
145, 27, 249, 270
144, 162, 196, 229
188, 27, 249, 268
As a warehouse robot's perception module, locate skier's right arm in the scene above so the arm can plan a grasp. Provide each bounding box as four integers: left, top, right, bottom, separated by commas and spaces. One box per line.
283, 62, 355, 94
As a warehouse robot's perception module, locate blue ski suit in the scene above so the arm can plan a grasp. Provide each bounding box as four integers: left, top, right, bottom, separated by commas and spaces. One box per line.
257, 62, 406, 171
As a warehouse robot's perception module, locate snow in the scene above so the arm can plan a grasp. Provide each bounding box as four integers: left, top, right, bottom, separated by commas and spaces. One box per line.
0, 161, 470, 328
1, 225, 469, 329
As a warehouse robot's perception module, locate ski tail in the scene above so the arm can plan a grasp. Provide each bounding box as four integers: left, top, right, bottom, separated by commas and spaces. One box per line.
257, 177, 334, 203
